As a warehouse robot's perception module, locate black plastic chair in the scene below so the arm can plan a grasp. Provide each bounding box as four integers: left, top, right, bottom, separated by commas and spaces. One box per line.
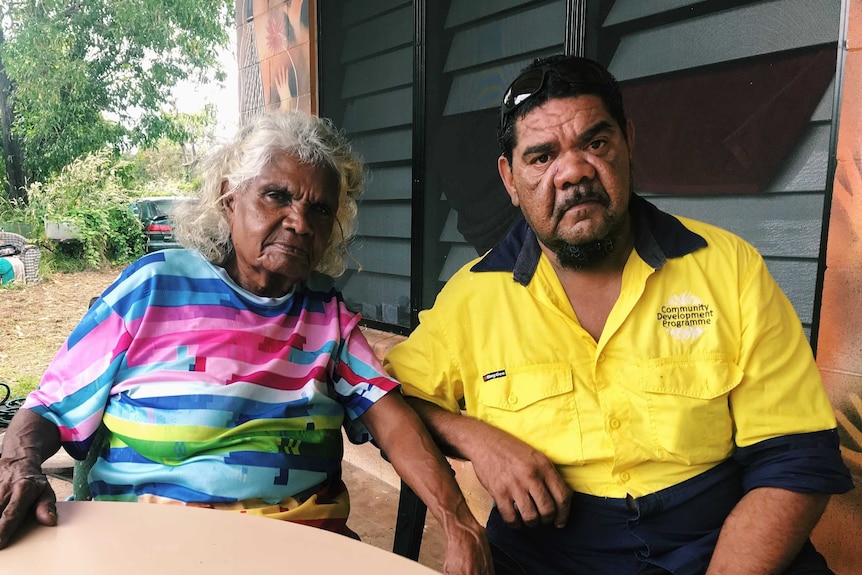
392, 480, 428, 560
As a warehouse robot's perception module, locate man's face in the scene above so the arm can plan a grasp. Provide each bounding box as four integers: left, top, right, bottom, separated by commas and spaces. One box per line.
498, 95, 634, 268
224, 152, 339, 297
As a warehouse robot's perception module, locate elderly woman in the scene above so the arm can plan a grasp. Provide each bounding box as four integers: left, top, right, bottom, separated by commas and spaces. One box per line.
0, 112, 491, 574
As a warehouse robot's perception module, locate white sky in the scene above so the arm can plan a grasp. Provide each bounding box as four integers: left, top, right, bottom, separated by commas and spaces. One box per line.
172, 37, 240, 142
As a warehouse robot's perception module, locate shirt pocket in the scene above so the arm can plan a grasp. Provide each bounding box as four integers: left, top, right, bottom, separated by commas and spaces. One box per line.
640, 355, 743, 465
475, 364, 583, 464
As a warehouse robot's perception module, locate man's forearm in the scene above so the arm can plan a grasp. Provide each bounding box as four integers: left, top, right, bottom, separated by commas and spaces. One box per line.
0, 408, 61, 470
404, 397, 490, 460
707, 487, 830, 574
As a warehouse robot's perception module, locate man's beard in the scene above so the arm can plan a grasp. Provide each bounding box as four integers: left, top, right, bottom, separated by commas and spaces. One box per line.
553, 236, 616, 270
547, 185, 619, 270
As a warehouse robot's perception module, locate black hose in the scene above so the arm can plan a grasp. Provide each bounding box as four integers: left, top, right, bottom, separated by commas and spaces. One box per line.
0, 382, 25, 429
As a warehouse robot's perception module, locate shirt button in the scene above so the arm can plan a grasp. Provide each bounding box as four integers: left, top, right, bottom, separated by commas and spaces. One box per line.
610, 418, 621, 429
597, 353, 606, 363
507, 394, 517, 405
620, 471, 631, 483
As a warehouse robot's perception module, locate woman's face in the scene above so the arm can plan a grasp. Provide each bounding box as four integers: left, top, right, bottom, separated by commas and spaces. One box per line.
223, 152, 339, 297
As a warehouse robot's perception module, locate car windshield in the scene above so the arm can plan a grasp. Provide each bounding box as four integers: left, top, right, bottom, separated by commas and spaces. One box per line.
153, 198, 184, 217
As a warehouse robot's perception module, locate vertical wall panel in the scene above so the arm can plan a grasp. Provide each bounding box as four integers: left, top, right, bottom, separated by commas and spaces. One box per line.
319, 0, 414, 326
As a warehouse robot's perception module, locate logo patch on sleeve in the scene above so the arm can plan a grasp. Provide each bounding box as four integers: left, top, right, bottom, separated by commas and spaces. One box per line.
483, 370, 506, 382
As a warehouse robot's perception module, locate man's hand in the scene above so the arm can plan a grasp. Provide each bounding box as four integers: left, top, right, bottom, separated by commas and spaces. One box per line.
0, 461, 57, 549
463, 423, 571, 529
406, 397, 572, 530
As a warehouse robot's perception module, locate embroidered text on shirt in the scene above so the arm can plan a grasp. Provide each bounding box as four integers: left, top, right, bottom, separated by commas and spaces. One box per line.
656, 292, 715, 342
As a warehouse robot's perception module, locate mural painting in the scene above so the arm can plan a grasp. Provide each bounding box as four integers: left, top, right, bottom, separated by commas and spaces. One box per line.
237, 0, 315, 119
812, 3, 862, 571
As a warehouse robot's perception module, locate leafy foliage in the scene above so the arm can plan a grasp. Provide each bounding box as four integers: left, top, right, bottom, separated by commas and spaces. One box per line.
0, 193, 26, 223
3, 136, 202, 273
24, 148, 147, 269
0, 0, 232, 195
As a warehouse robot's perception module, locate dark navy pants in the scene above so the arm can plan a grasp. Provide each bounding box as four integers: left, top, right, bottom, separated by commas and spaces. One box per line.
485, 461, 833, 575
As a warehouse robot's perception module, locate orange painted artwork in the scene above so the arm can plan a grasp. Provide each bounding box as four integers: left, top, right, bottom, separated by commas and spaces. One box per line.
242, 0, 314, 115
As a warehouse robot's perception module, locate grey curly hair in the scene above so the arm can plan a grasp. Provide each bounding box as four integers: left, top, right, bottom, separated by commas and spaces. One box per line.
174, 111, 364, 277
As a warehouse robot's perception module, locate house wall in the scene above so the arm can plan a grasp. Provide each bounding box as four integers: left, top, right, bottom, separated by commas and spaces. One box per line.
811, 1, 862, 572
604, 0, 839, 339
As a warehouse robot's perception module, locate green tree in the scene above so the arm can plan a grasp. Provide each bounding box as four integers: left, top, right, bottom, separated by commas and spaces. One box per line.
0, 0, 233, 202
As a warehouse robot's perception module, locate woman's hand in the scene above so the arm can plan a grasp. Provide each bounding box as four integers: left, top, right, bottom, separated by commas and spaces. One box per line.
0, 408, 62, 549
440, 501, 494, 574
360, 393, 494, 574
0, 460, 57, 549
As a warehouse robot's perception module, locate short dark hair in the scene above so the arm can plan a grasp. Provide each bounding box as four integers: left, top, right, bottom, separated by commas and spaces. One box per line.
497, 55, 628, 163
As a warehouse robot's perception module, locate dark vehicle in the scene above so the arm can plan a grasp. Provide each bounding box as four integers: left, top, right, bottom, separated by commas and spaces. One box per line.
131, 196, 194, 252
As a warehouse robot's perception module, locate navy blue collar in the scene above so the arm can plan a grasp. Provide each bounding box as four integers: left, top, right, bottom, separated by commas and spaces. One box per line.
470, 194, 707, 286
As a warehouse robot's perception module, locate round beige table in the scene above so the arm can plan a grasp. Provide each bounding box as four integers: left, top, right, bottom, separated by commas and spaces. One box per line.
1, 501, 439, 574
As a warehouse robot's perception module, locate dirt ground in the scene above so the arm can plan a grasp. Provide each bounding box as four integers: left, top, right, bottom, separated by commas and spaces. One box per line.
0, 267, 125, 397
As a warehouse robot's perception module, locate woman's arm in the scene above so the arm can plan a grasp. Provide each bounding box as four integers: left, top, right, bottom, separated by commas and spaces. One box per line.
359, 392, 493, 575
0, 408, 62, 549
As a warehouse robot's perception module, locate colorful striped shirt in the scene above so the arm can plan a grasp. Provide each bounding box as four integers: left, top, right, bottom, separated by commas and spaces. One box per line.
24, 249, 398, 531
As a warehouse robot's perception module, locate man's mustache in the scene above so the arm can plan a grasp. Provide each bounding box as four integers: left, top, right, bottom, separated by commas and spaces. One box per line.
554, 186, 611, 217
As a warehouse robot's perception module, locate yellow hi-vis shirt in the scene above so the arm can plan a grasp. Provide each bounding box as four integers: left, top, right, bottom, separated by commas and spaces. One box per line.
385, 195, 838, 498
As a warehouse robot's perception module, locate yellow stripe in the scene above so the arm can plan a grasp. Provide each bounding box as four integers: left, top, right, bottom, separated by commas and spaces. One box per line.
102, 412, 343, 442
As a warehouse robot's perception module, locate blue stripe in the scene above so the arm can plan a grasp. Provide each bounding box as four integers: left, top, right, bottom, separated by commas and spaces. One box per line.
89, 480, 237, 503
101, 447, 341, 475
102, 446, 155, 464
31, 356, 124, 432
340, 353, 398, 383
338, 385, 378, 420
90, 459, 332, 502
288, 340, 338, 366
222, 451, 339, 473
106, 394, 323, 427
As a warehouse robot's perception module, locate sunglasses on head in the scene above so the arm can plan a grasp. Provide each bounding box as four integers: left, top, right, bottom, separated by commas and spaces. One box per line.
500, 57, 613, 124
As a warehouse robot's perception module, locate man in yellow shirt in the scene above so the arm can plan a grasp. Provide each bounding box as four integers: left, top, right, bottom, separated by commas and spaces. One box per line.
385, 55, 853, 574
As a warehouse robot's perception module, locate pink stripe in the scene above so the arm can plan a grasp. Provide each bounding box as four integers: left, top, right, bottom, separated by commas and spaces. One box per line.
125, 329, 330, 367
128, 308, 346, 354
58, 411, 106, 443
26, 315, 131, 404
228, 365, 330, 390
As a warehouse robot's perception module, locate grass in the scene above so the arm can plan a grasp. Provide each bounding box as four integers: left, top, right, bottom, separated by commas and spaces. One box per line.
3, 375, 40, 399
0, 282, 26, 292
39, 244, 91, 275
